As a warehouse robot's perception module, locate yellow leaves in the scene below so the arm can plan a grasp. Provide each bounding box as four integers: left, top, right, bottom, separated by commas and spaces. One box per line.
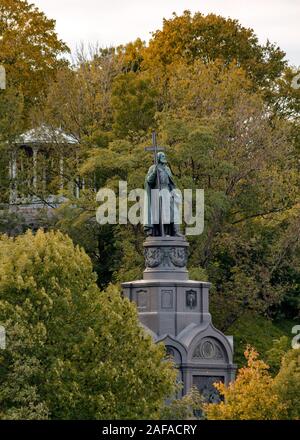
116, 38, 146, 73
166, 59, 251, 119
145, 9, 284, 89
0, 0, 69, 110
204, 346, 288, 420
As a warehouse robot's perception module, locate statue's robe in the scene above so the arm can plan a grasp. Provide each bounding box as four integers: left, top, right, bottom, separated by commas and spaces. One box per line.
144, 163, 181, 233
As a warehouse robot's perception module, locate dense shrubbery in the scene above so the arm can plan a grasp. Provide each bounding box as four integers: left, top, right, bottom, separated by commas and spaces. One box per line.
0, 230, 176, 419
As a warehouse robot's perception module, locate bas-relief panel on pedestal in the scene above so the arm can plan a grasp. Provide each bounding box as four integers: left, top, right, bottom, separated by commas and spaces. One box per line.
192, 375, 224, 403
144, 246, 188, 269
161, 289, 174, 309
136, 289, 148, 311
186, 289, 197, 309
192, 338, 225, 361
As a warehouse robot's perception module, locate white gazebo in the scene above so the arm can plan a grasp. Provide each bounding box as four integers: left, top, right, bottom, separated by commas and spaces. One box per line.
9, 125, 79, 205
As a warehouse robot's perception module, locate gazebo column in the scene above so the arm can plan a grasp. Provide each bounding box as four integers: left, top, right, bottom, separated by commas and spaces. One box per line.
42, 167, 47, 193
59, 155, 64, 190
9, 149, 18, 203
93, 173, 97, 192
75, 179, 80, 198
32, 145, 39, 190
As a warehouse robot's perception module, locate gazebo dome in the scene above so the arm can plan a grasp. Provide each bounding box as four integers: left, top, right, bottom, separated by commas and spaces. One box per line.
16, 125, 78, 145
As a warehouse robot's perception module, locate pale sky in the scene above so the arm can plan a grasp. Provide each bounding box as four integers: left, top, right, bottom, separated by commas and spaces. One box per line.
33, 0, 300, 66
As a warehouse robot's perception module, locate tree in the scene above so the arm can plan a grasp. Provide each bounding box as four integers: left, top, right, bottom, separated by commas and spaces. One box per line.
144, 11, 286, 89
160, 387, 203, 420
204, 347, 287, 420
204, 346, 300, 420
27, 48, 126, 205
116, 38, 146, 73
0, 86, 24, 204
270, 66, 300, 118
0, 0, 69, 112
265, 336, 291, 375
112, 72, 158, 139
274, 348, 300, 419
0, 229, 176, 419
36, 48, 124, 144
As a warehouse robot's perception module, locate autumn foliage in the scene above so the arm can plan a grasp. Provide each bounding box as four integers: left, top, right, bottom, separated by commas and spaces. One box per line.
204, 347, 300, 420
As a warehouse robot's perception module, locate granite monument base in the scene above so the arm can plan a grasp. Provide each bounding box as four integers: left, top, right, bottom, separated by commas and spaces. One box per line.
122, 236, 236, 400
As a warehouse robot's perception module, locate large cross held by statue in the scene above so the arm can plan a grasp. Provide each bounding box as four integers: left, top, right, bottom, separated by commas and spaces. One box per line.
144, 131, 165, 167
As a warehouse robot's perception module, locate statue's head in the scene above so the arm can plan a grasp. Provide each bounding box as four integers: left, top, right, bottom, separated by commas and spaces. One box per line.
157, 152, 167, 164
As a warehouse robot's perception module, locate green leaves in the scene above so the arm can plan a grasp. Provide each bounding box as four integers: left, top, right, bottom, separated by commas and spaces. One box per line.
0, 230, 176, 419
112, 72, 158, 139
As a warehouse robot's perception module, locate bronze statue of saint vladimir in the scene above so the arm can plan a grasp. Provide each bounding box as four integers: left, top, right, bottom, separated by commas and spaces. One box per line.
144, 151, 182, 237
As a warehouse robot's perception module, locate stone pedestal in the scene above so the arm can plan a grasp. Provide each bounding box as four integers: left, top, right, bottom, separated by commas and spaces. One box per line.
122, 236, 236, 400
